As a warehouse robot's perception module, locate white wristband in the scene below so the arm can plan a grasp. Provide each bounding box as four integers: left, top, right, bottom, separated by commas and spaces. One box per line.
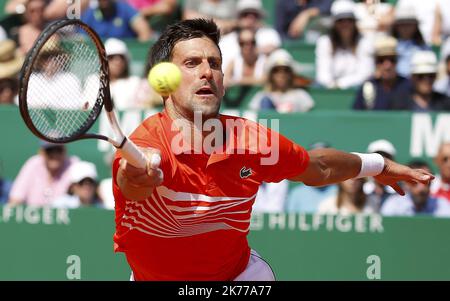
351, 152, 385, 178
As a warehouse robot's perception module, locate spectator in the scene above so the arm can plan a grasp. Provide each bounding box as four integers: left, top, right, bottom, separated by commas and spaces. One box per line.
363, 139, 397, 208
0, 164, 12, 204
183, 0, 237, 35
127, 0, 181, 31
396, 0, 438, 45
381, 160, 450, 217
431, 0, 450, 46
133, 48, 164, 109
354, 0, 394, 40
17, 0, 47, 54
391, 5, 431, 78
353, 35, 411, 110
249, 48, 315, 112
8, 141, 79, 206
433, 52, 450, 97
220, 0, 281, 71
315, 0, 374, 89
431, 142, 450, 202
391, 50, 450, 111
252, 181, 289, 213
0, 40, 24, 106
223, 28, 266, 87
27, 40, 84, 108
52, 161, 103, 208
81, 0, 153, 42
5, 0, 90, 20
275, 0, 333, 40
104, 38, 142, 110
285, 141, 338, 213
318, 177, 379, 215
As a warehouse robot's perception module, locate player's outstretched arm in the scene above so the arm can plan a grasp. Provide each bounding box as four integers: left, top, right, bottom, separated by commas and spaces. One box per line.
116, 147, 163, 201
290, 148, 434, 195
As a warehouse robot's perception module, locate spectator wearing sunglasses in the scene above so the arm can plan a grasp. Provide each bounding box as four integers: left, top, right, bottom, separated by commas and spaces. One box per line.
223, 28, 266, 87
391, 50, 450, 111
220, 0, 281, 73
431, 142, 450, 203
8, 141, 79, 206
353, 36, 412, 110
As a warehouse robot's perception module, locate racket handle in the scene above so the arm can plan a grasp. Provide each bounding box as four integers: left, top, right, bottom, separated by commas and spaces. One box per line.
119, 138, 148, 169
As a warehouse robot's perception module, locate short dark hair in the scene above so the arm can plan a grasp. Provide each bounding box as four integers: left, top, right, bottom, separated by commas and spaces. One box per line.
148, 18, 221, 70
407, 159, 431, 171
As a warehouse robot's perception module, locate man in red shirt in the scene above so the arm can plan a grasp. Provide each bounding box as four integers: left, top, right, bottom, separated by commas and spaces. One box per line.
113, 19, 433, 281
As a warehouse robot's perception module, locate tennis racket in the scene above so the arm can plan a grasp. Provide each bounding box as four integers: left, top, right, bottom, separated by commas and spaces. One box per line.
18, 19, 149, 169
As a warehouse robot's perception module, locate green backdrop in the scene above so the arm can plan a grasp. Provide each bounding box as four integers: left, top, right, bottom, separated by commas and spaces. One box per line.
0, 205, 449, 280
1, 106, 448, 181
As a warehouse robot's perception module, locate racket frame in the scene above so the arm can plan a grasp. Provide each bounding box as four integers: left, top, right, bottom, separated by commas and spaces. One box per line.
18, 18, 149, 169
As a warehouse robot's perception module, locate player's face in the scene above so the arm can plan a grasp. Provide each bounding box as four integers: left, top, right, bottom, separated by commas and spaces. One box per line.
170, 37, 224, 120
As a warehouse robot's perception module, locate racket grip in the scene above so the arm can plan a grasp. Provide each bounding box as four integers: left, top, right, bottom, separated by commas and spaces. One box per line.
119, 138, 148, 169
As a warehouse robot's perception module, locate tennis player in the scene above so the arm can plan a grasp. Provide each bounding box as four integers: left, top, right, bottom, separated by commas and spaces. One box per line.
113, 19, 433, 281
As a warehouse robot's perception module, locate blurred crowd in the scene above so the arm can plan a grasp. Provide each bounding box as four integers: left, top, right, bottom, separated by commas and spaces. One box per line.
0, 0, 449, 216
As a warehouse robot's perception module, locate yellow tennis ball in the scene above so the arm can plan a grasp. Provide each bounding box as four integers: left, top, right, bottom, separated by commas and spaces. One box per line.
148, 62, 182, 96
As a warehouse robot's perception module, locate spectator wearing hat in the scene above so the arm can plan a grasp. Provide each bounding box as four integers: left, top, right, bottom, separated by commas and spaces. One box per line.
183, 0, 237, 35
81, 0, 153, 42
27, 39, 84, 109
353, 36, 412, 110
391, 50, 450, 111
52, 161, 103, 208
381, 160, 450, 217
219, 0, 281, 72
396, 0, 438, 45
275, 0, 333, 40
223, 28, 266, 88
285, 142, 338, 213
315, 0, 374, 89
431, 142, 450, 203
363, 139, 397, 209
391, 4, 431, 78
0, 39, 24, 105
8, 141, 79, 207
104, 38, 142, 110
248, 48, 315, 112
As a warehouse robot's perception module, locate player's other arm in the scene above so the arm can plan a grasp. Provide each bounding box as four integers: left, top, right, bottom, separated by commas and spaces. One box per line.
116, 147, 163, 201
290, 148, 434, 195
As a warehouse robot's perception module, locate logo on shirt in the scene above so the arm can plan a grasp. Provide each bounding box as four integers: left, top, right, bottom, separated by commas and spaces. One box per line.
240, 166, 253, 179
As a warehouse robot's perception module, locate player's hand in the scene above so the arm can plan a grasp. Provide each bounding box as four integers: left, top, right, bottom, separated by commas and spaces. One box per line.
374, 158, 434, 195
117, 147, 163, 201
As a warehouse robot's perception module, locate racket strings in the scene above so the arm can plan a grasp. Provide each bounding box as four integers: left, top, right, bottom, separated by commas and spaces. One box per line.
26, 24, 103, 141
